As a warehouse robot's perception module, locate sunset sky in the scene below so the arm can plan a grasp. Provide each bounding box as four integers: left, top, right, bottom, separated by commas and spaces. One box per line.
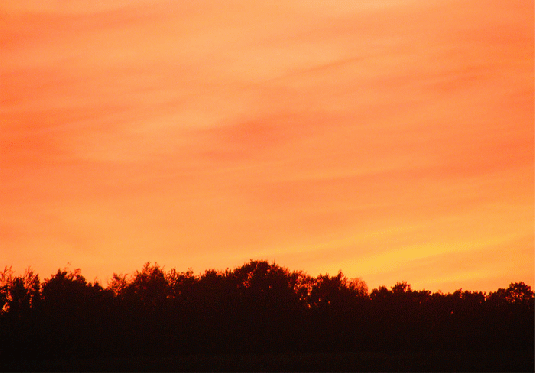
1, 0, 533, 293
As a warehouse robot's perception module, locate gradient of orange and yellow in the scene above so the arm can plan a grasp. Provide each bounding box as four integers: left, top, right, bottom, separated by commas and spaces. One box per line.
1, 0, 533, 292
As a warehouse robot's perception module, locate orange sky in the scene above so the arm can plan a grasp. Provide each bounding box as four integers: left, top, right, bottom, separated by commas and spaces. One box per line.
1, 0, 533, 293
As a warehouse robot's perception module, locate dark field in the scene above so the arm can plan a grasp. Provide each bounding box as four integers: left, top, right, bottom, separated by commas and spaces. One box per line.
5, 349, 534, 372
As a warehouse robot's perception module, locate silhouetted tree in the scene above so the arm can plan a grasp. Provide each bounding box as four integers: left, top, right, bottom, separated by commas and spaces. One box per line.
0, 267, 42, 361
0, 261, 532, 371
225, 260, 304, 352
35, 268, 114, 359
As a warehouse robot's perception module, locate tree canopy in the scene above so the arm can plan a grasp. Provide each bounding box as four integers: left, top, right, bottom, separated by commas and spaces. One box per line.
0, 261, 533, 368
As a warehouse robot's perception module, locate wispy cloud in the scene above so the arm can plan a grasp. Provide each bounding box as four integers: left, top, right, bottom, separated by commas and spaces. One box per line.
1, 0, 532, 291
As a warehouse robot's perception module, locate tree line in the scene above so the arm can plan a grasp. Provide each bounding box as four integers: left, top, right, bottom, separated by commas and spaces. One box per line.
0, 260, 533, 364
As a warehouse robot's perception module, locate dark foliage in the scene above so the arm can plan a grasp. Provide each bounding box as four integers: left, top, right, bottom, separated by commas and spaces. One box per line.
0, 261, 533, 371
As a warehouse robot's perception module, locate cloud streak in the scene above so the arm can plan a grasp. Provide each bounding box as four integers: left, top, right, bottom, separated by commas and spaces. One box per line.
1, 0, 532, 291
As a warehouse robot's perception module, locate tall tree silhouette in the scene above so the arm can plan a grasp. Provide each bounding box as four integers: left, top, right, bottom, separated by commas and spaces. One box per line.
0, 261, 532, 371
